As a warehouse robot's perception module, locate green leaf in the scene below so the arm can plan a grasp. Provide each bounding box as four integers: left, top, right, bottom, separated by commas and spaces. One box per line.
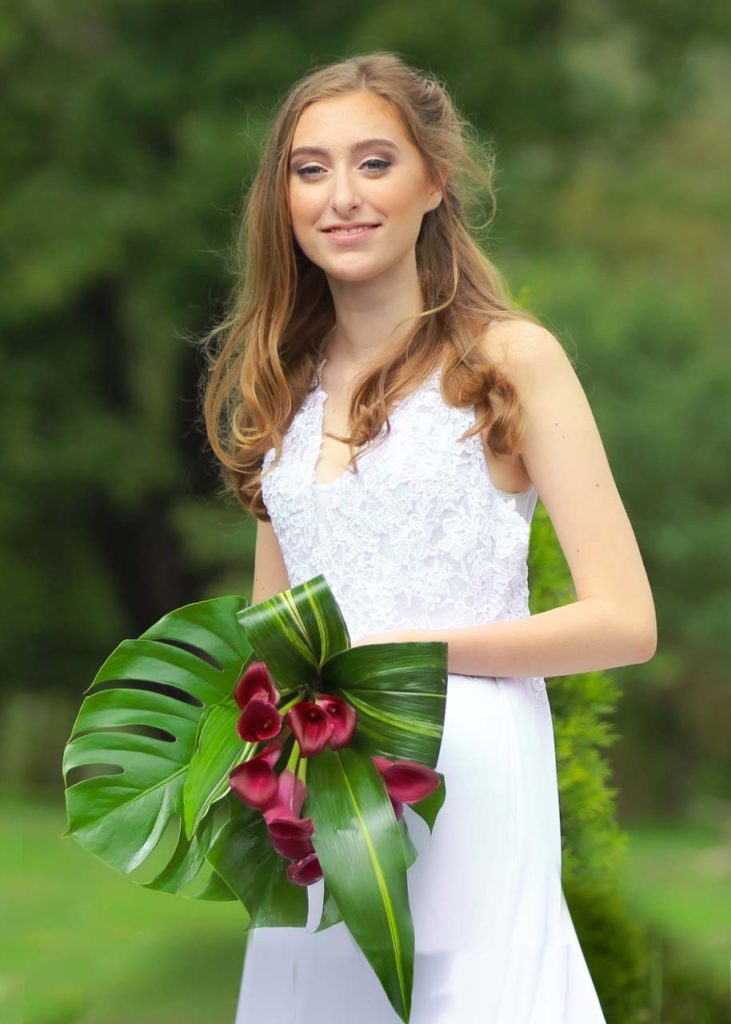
236, 574, 350, 690
322, 640, 448, 768
313, 812, 420, 933
192, 865, 239, 903
408, 777, 447, 834
139, 595, 254, 670
205, 799, 308, 927
183, 700, 255, 839
62, 595, 252, 899
399, 815, 419, 868
315, 880, 344, 931
307, 745, 415, 1023
140, 802, 218, 896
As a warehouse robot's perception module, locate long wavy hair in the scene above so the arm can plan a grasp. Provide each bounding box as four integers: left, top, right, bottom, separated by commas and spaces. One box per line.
194, 51, 543, 521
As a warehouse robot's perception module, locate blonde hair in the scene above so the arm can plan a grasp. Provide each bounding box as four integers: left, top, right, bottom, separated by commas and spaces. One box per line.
194, 51, 542, 521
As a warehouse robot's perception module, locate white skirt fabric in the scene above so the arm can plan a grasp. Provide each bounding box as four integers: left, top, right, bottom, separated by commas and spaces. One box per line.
233, 672, 607, 1023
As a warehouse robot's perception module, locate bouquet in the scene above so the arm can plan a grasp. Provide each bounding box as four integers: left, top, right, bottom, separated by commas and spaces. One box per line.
62, 574, 448, 1022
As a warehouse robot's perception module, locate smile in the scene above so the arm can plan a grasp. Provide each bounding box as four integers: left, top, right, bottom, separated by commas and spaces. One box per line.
322, 224, 381, 243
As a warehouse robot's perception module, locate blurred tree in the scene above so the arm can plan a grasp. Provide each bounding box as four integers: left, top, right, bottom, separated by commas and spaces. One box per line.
0, 0, 728, 825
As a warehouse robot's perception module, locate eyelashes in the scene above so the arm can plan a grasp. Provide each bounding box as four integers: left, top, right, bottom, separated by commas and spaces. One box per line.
294, 158, 392, 178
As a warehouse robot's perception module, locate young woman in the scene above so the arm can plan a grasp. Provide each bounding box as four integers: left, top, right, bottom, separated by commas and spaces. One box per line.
199, 51, 656, 1024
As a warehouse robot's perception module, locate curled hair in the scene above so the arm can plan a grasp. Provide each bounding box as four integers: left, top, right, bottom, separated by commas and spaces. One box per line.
193, 51, 543, 521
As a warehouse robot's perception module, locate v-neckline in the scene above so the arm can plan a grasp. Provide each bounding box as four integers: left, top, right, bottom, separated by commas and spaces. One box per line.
310, 355, 440, 491
311, 356, 361, 491
301, 356, 535, 532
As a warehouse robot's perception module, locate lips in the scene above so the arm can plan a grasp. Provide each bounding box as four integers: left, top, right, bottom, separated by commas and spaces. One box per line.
322, 223, 381, 232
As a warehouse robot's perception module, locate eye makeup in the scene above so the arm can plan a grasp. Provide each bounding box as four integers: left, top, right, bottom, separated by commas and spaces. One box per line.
294, 157, 392, 178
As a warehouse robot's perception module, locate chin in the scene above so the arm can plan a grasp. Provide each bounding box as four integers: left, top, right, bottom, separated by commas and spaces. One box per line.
330, 250, 404, 279
324, 262, 387, 284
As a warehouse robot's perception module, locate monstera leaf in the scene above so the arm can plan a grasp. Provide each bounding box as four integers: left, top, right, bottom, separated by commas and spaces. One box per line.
61, 595, 256, 901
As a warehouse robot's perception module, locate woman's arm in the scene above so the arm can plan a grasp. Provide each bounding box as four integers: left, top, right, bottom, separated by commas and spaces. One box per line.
356, 322, 658, 679
251, 518, 291, 605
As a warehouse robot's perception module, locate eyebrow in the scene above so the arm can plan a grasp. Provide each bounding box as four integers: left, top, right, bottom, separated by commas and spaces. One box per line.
289, 138, 400, 161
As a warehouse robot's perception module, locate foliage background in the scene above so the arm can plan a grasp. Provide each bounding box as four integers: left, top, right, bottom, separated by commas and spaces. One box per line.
1, 1, 729, 1021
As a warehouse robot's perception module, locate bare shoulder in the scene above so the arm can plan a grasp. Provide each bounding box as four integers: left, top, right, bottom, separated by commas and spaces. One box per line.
477, 318, 572, 402
474, 317, 578, 465
476, 316, 595, 470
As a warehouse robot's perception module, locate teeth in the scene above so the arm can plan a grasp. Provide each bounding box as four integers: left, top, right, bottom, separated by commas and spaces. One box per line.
329, 226, 375, 234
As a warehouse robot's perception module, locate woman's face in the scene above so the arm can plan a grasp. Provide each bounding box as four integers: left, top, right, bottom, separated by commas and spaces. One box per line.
287, 91, 442, 283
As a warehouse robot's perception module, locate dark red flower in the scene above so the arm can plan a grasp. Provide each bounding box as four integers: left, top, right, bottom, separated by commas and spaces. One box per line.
267, 814, 316, 860
315, 694, 357, 750
287, 851, 323, 886
228, 740, 284, 809
372, 755, 440, 805
286, 700, 334, 756
262, 768, 307, 824
234, 661, 280, 709
236, 697, 283, 743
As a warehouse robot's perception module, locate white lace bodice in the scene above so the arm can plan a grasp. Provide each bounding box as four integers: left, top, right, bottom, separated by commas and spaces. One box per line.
260, 356, 544, 681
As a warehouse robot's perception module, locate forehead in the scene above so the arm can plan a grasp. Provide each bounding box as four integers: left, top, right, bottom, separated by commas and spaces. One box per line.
291, 91, 409, 148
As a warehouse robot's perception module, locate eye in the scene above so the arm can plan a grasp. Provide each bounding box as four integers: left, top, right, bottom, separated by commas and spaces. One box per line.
293, 158, 391, 179
362, 158, 391, 172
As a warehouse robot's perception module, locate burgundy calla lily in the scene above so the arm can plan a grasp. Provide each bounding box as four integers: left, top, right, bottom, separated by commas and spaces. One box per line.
236, 697, 283, 742
228, 740, 284, 809
267, 814, 316, 860
234, 661, 280, 709
262, 768, 307, 824
315, 694, 357, 749
286, 700, 334, 756
287, 851, 324, 886
372, 756, 440, 804
260, 767, 315, 860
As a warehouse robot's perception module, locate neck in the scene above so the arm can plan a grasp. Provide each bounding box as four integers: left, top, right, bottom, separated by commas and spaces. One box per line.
324, 250, 424, 370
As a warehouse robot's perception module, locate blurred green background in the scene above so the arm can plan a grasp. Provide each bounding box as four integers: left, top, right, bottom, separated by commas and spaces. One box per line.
2, 1, 729, 1021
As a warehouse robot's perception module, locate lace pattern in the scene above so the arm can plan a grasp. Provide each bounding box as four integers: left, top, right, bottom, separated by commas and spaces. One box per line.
260, 359, 547, 703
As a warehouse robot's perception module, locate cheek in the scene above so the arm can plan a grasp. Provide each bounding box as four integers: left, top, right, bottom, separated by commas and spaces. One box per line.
377, 176, 427, 224
288, 183, 321, 225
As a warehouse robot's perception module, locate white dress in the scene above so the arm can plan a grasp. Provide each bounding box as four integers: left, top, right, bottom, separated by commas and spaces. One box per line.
234, 351, 607, 1023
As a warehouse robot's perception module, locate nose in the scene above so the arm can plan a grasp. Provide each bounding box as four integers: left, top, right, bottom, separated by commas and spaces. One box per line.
328, 166, 362, 214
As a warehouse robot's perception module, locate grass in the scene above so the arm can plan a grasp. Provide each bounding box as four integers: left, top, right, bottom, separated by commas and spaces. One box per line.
1, 792, 249, 1024
3, 793, 730, 1023
617, 821, 731, 995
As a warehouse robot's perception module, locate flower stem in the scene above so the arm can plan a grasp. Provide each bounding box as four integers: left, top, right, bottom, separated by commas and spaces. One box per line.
297, 755, 308, 786
279, 693, 304, 716
286, 738, 300, 775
